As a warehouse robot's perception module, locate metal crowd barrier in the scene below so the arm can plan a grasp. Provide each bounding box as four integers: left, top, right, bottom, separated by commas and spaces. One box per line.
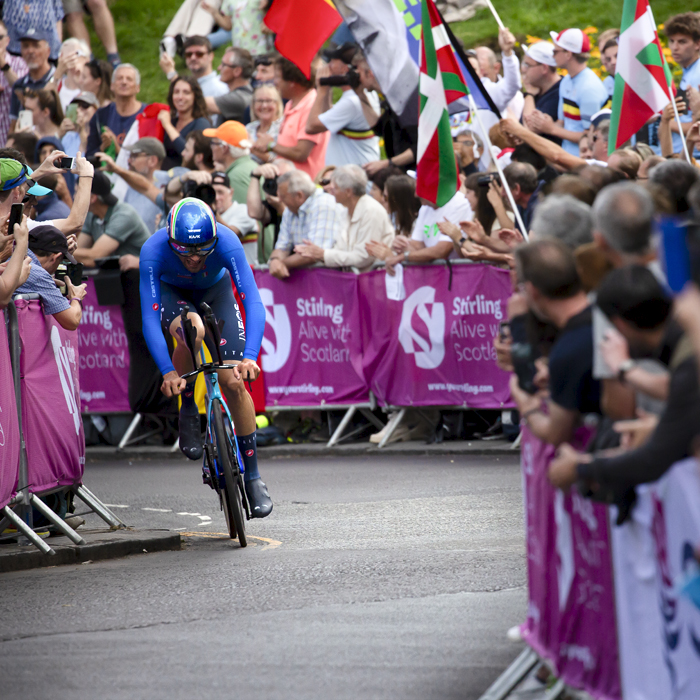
1, 296, 126, 555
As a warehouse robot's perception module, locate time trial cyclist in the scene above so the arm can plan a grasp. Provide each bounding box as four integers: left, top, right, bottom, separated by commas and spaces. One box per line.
138, 197, 272, 517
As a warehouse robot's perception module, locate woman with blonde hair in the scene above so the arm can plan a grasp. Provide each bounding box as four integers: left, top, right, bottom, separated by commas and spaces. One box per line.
246, 84, 283, 163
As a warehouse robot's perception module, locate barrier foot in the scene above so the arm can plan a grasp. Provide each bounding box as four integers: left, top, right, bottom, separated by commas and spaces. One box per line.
477, 647, 539, 700
117, 413, 143, 450
327, 406, 357, 448
543, 679, 566, 700
74, 486, 126, 529
171, 437, 180, 453
1, 506, 55, 554
510, 432, 522, 450
377, 409, 407, 449
29, 495, 86, 545
359, 408, 385, 432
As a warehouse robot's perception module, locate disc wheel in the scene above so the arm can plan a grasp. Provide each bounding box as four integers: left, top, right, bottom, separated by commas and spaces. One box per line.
211, 399, 247, 547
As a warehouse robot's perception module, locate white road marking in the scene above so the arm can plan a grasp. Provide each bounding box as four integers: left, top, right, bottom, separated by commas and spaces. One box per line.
142, 508, 172, 512
104, 504, 130, 509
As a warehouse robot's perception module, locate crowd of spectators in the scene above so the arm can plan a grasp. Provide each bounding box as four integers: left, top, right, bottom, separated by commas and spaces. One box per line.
0, 3, 699, 459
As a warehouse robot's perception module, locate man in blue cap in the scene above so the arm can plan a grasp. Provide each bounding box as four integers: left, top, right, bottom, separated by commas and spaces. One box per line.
9, 28, 56, 132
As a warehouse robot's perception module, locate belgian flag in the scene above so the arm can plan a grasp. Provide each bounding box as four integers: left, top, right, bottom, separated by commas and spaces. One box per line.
264, 0, 342, 79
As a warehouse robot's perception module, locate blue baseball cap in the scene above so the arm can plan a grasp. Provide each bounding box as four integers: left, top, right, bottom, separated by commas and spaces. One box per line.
19, 28, 52, 44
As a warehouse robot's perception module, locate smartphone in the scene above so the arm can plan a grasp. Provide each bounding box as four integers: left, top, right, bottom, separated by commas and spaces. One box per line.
17, 109, 33, 130
65, 103, 78, 124
57, 157, 75, 170
677, 87, 689, 115
8, 203, 23, 235
498, 321, 510, 342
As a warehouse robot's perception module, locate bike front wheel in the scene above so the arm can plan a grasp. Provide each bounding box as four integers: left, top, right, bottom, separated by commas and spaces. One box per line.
211, 399, 247, 547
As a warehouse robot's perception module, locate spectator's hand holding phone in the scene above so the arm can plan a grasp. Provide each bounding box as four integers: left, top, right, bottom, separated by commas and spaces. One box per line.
159, 51, 176, 76
73, 151, 95, 179
18, 255, 31, 286
12, 214, 28, 246
32, 149, 69, 180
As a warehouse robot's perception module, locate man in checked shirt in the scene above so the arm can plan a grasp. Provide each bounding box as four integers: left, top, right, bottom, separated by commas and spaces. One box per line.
267, 169, 345, 280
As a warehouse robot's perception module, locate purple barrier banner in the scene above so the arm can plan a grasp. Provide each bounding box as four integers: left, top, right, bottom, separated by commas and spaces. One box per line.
15, 300, 85, 494
78, 279, 130, 413
520, 426, 621, 700
255, 268, 368, 406
359, 264, 513, 408
649, 459, 700, 697
0, 309, 19, 509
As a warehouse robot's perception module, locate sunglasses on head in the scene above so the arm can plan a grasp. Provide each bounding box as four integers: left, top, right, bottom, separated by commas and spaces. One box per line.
168, 237, 218, 257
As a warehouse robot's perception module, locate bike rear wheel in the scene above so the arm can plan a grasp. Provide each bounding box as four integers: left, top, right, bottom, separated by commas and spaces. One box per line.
211, 399, 247, 547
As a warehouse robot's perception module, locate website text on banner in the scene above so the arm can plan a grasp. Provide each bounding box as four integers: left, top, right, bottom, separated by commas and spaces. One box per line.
78, 279, 130, 414
0, 309, 19, 510
15, 299, 85, 494
255, 268, 368, 406
519, 426, 621, 700
359, 265, 513, 408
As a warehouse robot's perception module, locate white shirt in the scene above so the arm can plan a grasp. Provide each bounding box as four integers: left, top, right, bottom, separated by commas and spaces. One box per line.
198, 71, 229, 98
323, 194, 394, 271
220, 201, 258, 265
411, 191, 473, 257
58, 83, 81, 112
481, 53, 522, 114
318, 89, 380, 167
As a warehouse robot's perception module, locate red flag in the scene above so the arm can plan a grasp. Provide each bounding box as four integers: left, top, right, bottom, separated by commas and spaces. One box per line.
264, 0, 342, 79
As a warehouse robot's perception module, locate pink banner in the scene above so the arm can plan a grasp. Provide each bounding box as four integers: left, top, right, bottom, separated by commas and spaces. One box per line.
520, 426, 621, 699
255, 268, 368, 406
0, 308, 19, 509
78, 279, 130, 413
359, 264, 513, 408
15, 299, 85, 494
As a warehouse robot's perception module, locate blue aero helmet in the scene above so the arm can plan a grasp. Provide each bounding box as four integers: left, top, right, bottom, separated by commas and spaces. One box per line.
167, 197, 218, 256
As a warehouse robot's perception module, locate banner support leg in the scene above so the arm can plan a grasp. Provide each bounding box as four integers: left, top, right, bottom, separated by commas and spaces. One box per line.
377, 409, 407, 449
117, 413, 143, 450
477, 647, 539, 700
29, 494, 86, 545
327, 405, 357, 447
359, 408, 385, 431
74, 485, 126, 529
2, 506, 54, 554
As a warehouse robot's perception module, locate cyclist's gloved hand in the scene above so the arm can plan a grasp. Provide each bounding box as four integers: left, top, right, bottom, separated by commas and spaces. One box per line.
234, 359, 260, 382
161, 370, 187, 397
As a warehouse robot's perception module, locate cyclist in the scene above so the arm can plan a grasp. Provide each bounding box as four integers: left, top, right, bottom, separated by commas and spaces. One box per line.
139, 197, 272, 517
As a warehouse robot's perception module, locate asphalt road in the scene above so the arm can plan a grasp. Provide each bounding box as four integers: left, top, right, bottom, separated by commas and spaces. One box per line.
0, 453, 526, 700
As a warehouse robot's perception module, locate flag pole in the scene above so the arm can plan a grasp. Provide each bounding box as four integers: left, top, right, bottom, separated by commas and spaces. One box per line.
670, 95, 692, 163
468, 93, 529, 241
484, 0, 505, 30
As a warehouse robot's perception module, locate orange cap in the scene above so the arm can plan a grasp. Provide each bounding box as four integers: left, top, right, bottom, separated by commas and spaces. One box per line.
202, 120, 251, 148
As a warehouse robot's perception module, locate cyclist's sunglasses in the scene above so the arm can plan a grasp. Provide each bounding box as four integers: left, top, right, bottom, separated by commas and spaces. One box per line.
168, 237, 218, 257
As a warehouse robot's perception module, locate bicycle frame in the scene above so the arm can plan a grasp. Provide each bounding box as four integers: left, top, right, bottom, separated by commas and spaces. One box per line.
199, 348, 245, 480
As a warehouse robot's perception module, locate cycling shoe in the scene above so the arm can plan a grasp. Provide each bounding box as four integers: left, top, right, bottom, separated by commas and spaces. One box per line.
245, 478, 273, 518
179, 411, 203, 460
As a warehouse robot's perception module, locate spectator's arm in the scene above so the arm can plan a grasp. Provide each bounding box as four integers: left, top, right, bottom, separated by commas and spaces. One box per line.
85, 112, 101, 158
205, 96, 220, 115
201, 1, 232, 30
500, 117, 585, 170
49, 157, 95, 236
660, 99, 676, 157
305, 86, 333, 135
73, 234, 120, 267
97, 151, 161, 202
271, 139, 315, 164
52, 299, 83, 331
405, 240, 453, 263
0, 218, 29, 307
524, 399, 578, 447
247, 164, 280, 223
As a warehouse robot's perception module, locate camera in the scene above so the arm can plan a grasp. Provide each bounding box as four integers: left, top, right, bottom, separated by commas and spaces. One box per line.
182, 179, 216, 208
477, 173, 500, 187
319, 68, 361, 89
262, 176, 278, 198
55, 261, 86, 288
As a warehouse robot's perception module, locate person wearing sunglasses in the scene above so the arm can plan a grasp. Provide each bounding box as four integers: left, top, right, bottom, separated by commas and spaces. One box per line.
138, 196, 272, 518
159, 35, 227, 99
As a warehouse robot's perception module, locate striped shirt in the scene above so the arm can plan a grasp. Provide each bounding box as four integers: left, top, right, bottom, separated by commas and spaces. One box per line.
14, 249, 70, 316
275, 188, 346, 253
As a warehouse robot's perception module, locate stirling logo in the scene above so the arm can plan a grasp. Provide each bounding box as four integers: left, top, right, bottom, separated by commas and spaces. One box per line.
50, 327, 81, 435
398, 286, 445, 369
260, 289, 290, 373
